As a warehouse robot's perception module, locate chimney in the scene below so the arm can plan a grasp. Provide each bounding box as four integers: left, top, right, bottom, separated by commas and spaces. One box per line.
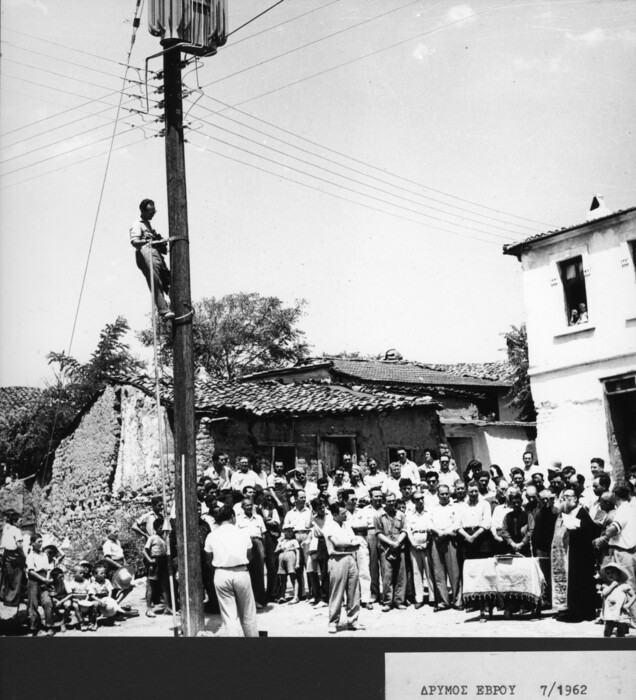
586, 194, 611, 221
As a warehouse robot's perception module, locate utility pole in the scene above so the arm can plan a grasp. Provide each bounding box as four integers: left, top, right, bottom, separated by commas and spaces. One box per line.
162, 44, 204, 637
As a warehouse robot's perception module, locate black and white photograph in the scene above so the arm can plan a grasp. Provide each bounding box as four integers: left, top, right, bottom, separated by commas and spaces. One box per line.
1, 1, 635, 686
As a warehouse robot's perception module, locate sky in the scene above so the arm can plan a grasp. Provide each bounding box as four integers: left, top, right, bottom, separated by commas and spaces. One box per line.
1, 0, 635, 387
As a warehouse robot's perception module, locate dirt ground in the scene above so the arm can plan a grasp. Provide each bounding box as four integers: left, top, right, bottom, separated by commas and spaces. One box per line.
0, 579, 622, 638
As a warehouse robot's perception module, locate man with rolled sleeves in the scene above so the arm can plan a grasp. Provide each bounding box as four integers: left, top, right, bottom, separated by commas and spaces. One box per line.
375, 493, 408, 612
406, 491, 435, 608
323, 502, 364, 634
235, 498, 267, 608
429, 484, 462, 611
282, 489, 314, 599
204, 505, 258, 637
361, 487, 384, 603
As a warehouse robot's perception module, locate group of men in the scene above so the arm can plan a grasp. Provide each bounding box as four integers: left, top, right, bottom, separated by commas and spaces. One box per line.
191, 448, 636, 635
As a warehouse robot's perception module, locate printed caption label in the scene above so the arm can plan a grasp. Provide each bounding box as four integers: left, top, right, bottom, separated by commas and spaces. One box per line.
385, 651, 634, 700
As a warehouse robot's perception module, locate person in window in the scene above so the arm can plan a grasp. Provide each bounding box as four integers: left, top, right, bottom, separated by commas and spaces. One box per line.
577, 302, 589, 324
569, 308, 579, 326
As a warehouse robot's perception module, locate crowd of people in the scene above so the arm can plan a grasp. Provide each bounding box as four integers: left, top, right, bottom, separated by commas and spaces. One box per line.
2, 446, 635, 638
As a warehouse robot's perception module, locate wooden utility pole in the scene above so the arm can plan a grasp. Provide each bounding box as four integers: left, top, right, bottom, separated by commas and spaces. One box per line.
163, 45, 204, 637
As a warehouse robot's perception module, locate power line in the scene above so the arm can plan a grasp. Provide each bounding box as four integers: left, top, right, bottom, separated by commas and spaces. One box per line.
190, 94, 538, 232
0, 132, 155, 191
228, 0, 344, 48
188, 103, 517, 241
227, 0, 287, 38
187, 132, 505, 247
201, 0, 425, 90
2, 26, 143, 71
201, 94, 552, 229
3, 42, 146, 84
190, 123, 513, 243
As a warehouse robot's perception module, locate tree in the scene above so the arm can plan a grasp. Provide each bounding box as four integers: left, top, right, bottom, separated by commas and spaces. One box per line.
0, 317, 143, 480
47, 316, 144, 411
504, 323, 536, 421
138, 292, 310, 380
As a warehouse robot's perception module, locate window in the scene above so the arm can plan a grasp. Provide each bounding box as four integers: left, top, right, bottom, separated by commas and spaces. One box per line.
558, 255, 588, 325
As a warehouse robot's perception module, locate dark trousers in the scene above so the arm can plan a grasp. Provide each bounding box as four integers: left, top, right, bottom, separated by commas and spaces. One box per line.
0, 550, 25, 605
379, 549, 406, 607
366, 530, 381, 601
248, 537, 267, 606
27, 580, 53, 630
430, 536, 461, 606
264, 532, 280, 600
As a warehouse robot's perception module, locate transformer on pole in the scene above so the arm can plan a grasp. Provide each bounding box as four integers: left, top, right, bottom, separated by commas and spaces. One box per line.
147, 0, 228, 637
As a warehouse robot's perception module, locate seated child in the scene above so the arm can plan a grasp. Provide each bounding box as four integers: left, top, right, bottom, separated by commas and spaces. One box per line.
600, 562, 636, 638
275, 526, 300, 605
48, 567, 74, 633
92, 564, 125, 626
144, 517, 172, 617
67, 564, 98, 632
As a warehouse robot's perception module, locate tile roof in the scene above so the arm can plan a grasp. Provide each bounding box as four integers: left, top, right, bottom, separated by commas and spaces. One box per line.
0, 386, 45, 415
112, 375, 440, 417
326, 357, 510, 388
503, 206, 636, 256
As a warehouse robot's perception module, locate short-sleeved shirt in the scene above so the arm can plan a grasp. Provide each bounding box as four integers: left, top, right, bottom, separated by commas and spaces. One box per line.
282, 506, 313, 532
26, 550, 52, 576
405, 509, 431, 547
93, 579, 114, 598
322, 520, 357, 557
135, 511, 160, 538
129, 217, 161, 248
457, 499, 492, 530
365, 471, 387, 490
103, 538, 125, 561
429, 502, 458, 534
235, 511, 266, 539
145, 534, 167, 557
374, 510, 406, 549
204, 523, 252, 567
230, 470, 262, 492
0, 523, 23, 551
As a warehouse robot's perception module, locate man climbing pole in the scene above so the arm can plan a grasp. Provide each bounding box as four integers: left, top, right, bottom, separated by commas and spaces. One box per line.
130, 198, 175, 321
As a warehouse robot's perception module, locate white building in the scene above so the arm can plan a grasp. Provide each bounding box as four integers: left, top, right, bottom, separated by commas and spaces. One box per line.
504, 198, 636, 481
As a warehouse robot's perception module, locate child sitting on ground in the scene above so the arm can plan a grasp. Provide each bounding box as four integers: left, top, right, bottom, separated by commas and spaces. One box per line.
92, 564, 125, 626
143, 517, 172, 617
275, 526, 300, 605
48, 567, 73, 633
600, 562, 635, 638
67, 564, 98, 632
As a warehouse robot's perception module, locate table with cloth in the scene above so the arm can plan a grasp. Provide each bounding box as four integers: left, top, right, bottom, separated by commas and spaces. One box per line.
463, 555, 545, 612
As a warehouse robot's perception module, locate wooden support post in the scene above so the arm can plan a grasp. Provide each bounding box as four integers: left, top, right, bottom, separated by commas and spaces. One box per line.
163, 45, 204, 637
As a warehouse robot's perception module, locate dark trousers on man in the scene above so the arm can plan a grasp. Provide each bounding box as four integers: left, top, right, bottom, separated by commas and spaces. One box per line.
0, 550, 25, 606
27, 580, 53, 631
379, 549, 406, 607
366, 529, 381, 601
264, 531, 280, 601
430, 535, 461, 607
248, 537, 267, 606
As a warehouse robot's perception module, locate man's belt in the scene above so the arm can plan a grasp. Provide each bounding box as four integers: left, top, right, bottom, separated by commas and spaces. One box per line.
216, 564, 248, 571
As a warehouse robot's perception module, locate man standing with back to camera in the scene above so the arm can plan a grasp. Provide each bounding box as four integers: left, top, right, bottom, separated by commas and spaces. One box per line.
130, 198, 174, 321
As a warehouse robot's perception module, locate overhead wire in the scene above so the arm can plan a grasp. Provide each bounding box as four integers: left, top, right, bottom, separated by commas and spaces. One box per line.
38, 0, 148, 485
188, 123, 514, 243
187, 132, 507, 247
198, 95, 553, 229
226, 0, 287, 39
189, 94, 539, 233
186, 102, 518, 241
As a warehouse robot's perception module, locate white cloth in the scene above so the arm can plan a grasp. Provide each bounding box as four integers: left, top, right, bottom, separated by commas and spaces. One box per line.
322, 520, 358, 557
26, 550, 51, 575
405, 509, 431, 547
399, 460, 421, 484
607, 502, 636, 549
0, 524, 23, 551
230, 470, 262, 492
365, 471, 387, 490
235, 512, 266, 539
429, 502, 458, 534
102, 538, 124, 561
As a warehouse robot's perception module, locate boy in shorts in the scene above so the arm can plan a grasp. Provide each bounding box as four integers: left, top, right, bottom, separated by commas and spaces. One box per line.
275, 526, 300, 604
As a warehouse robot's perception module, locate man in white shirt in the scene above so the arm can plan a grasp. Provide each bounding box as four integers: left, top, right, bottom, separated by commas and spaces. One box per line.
235, 499, 267, 608
230, 457, 262, 494
457, 481, 492, 561
204, 505, 258, 637
405, 492, 434, 608
0, 510, 25, 607
521, 451, 549, 484
205, 453, 233, 491
397, 449, 421, 485
361, 487, 384, 603
491, 486, 515, 554
282, 489, 314, 599
437, 455, 459, 490
323, 503, 364, 634
382, 463, 403, 499
423, 471, 440, 511
25, 533, 54, 635
364, 459, 387, 490
429, 485, 462, 611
